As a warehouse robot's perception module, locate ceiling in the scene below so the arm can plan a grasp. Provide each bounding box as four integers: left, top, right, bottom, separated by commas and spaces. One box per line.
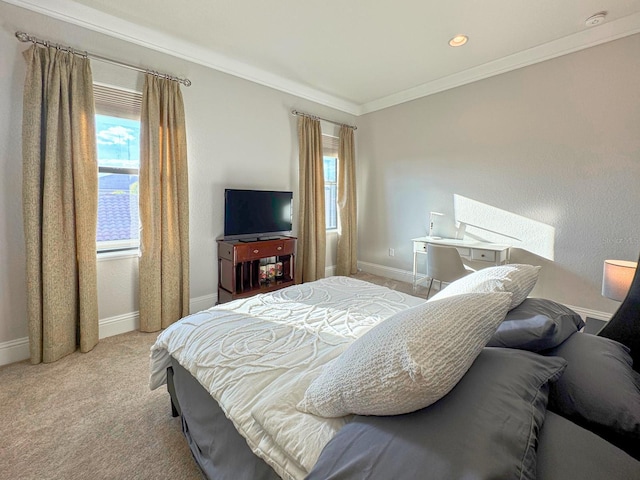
8, 0, 640, 115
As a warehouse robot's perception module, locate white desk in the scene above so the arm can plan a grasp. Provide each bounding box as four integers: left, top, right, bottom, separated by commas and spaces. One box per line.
412, 236, 511, 290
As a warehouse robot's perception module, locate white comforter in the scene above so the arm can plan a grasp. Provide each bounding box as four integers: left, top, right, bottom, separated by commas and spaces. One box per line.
149, 276, 424, 479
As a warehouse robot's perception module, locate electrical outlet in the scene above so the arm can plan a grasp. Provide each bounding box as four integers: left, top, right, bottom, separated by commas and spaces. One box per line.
389, 248, 395, 257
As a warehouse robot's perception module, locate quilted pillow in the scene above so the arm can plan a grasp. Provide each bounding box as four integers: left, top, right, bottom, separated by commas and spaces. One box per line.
429, 264, 541, 309
542, 333, 640, 460
297, 292, 512, 417
487, 298, 585, 351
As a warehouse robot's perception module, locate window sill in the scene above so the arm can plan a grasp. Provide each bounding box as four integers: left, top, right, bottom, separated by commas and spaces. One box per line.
326, 229, 339, 236
97, 249, 139, 261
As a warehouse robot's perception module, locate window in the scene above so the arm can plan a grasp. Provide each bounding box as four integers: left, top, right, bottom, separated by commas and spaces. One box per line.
324, 156, 338, 230
94, 84, 142, 252
322, 134, 339, 231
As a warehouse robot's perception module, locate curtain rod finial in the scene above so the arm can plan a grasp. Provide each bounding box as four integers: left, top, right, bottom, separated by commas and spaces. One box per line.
15, 31, 30, 42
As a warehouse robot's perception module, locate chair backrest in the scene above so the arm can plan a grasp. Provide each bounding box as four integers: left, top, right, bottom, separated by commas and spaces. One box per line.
426, 243, 469, 284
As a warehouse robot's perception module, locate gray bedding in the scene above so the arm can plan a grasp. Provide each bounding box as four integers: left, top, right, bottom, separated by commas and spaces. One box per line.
170, 358, 279, 480
170, 345, 640, 480
165, 304, 640, 480
537, 412, 640, 480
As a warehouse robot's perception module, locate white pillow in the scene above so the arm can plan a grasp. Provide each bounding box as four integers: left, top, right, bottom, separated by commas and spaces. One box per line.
429, 264, 541, 309
297, 292, 512, 418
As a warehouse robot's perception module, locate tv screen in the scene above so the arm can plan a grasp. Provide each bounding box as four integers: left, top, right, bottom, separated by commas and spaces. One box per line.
224, 189, 293, 240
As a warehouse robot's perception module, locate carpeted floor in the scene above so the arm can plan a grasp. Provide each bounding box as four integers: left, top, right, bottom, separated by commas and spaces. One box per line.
0, 272, 428, 480
0, 331, 204, 480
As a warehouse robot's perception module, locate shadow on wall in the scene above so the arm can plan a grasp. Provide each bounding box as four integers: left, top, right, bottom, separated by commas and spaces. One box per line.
453, 194, 556, 261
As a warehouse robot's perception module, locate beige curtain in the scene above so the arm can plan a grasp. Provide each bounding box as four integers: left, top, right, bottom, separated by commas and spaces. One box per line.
139, 74, 189, 332
336, 126, 358, 276
22, 45, 99, 364
295, 117, 326, 283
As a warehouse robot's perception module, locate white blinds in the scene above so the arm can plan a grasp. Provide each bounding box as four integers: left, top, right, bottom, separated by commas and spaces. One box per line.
93, 83, 141, 120
322, 134, 339, 158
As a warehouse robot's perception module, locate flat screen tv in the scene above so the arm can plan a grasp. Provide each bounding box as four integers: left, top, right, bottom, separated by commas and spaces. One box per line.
224, 189, 293, 241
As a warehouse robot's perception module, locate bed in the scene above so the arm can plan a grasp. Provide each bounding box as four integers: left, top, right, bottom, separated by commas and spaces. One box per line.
149, 268, 640, 480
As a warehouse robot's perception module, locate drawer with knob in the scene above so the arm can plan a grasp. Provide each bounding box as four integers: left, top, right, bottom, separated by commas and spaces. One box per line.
471, 249, 496, 262
234, 239, 295, 262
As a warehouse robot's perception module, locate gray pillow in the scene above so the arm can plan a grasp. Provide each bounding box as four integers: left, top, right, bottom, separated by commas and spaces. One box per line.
487, 298, 584, 351
306, 348, 566, 480
542, 333, 640, 460
537, 411, 640, 480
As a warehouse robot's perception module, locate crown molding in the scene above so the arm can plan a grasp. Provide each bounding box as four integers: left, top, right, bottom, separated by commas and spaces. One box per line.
5, 0, 640, 117
3, 0, 361, 115
360, 11, 640, 114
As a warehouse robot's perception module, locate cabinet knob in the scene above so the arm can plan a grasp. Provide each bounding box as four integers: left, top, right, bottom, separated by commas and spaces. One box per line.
253, 249, 259, 254
277, 246, 282, 251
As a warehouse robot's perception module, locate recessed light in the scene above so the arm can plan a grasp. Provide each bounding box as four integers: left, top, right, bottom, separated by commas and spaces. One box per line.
449, 35, 468, 47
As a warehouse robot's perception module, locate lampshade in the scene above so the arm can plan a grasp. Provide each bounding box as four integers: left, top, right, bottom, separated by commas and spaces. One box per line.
602, 259, 638, 301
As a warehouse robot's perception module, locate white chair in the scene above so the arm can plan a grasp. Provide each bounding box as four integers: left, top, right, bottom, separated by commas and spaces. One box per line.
426, 243, 473, 298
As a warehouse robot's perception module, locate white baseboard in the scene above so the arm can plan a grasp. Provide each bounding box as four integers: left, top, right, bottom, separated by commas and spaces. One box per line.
325, 265, 337, 277
190, 293, 217, 312
98, 311, 140, 339
0, 337, 30, 367
356, 260, 419, 284
357, 260, 613, 322
565, 305, 612, 322
0, 292, 219, 367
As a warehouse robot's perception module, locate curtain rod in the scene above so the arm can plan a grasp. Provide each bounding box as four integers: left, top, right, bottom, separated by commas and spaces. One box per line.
291, 110, 357, 130
15, 31, 192, 87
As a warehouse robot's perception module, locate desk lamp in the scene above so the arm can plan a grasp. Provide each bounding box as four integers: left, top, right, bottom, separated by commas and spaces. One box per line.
598, 256, 640, 372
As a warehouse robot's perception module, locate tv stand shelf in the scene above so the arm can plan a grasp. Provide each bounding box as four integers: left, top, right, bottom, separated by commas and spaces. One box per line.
217, 236, 296, 304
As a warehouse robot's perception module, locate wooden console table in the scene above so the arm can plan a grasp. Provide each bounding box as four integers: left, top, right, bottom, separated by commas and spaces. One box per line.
217, 236, 296, 304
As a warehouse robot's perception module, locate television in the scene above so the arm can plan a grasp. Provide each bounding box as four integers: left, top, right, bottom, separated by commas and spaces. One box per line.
224, 189, 293, 241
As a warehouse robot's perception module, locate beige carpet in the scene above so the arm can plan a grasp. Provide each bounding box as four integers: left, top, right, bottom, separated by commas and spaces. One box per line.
352, 271, 431, 299
0, 331, 203, 480
0, 273, 427, 480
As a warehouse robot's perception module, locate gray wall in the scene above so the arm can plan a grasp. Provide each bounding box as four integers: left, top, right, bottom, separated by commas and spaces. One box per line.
0, 2, 352, 362
356, 33, 640, 315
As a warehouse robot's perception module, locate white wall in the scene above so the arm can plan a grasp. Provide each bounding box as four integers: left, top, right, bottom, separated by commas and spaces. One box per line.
0, 2, 354, 363
356, 33, 640, 317
3, 2, 638, 365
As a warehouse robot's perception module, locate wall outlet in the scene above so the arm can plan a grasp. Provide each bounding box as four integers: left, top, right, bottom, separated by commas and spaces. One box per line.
389, 248, 395, 257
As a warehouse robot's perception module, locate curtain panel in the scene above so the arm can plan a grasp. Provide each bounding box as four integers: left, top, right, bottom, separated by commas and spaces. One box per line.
22, 45, 99, 364
139, 74, 190, 332
336, 126, 357, 276
295, 117, 326, 283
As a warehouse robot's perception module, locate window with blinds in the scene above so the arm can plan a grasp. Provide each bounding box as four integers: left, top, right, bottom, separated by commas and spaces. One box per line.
94, 84, 142, 252
323, 134, 339, 231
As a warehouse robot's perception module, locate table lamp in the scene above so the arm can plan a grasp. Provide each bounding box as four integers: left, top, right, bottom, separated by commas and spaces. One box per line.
602, 259, 638, 301
598, 257, 639, 372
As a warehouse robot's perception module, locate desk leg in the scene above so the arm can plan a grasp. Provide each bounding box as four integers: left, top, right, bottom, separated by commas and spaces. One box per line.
412, 251, 418, 291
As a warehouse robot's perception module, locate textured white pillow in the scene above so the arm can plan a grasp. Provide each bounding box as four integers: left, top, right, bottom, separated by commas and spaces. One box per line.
429, 264, 541, 309
297, 292, 512, 418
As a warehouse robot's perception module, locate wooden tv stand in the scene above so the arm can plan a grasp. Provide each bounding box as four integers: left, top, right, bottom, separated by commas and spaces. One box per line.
217, 236, 296, 304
